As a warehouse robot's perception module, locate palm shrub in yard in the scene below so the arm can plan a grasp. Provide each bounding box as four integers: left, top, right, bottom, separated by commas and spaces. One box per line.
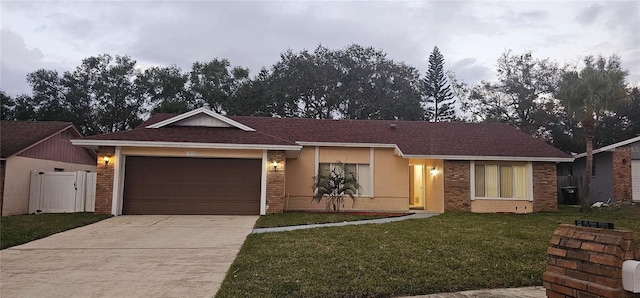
312, 162, 360, 212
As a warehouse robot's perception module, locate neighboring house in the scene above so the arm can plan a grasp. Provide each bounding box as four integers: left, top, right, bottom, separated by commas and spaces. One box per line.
71, 108, 572, 216
1, 121, 97, 216
557, 136, 640, 204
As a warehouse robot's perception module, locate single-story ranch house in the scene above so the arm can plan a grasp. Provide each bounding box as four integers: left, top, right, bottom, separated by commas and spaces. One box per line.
72, 108, 572, 215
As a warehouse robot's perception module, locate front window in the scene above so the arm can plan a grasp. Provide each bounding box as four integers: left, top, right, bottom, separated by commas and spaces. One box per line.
319, 163, 371, 196
474, 163, 528, 199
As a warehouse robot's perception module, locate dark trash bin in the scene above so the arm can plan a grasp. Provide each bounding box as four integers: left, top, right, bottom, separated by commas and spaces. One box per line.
560, 186, 579, 205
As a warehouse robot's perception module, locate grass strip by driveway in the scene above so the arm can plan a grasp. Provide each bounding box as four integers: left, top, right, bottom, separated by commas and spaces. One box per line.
217, 205, 640, 298
1, 212, 112, 249
254, 212, 390, 228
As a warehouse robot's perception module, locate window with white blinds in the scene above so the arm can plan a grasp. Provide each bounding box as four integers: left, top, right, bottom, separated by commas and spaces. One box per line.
474, 163, 528, 199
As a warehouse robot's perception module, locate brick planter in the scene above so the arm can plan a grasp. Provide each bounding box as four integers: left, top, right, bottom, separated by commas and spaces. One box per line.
543, 224, 640, 298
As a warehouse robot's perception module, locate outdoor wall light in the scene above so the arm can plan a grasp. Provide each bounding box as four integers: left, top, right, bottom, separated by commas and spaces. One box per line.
272, 161, 278, 171
103, 156, 110, 167
430, 167, 437, 175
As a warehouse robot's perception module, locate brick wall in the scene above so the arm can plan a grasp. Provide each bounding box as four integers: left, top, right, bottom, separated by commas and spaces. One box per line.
95, 147, 115, 214
533, 162, 558, 212
266, 151, 286, 214
543, 224, 640, 298
443, 160, 471, 211
612, 146, 632, 203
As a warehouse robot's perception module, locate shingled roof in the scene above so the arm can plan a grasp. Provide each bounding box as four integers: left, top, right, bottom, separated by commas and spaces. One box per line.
231, 117, 571, 160
1, 121, 76, 158
75, 110, 572, 161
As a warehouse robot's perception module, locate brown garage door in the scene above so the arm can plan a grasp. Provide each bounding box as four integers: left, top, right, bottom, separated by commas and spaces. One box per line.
123, 157, 261, 215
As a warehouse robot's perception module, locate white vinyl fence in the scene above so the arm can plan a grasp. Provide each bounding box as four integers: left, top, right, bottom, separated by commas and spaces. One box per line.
29, 171, 97, 213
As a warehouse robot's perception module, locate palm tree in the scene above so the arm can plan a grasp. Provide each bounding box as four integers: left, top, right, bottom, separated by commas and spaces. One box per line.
556, 55, 628, 212
313, 162, 361, 212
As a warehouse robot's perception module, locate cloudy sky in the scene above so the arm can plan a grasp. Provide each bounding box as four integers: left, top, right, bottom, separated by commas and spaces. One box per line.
1, 0, 638, 97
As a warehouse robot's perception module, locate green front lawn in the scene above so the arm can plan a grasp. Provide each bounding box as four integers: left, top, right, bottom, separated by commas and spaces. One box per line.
0, 212, 112, 249
217, 205, 640, 297
254, 212, 390, 228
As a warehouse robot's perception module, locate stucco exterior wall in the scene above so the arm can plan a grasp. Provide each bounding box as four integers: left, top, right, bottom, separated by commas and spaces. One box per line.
374, 148, 409, 199
284, 147, 409, 212
471, 200, 533, 213
318, 147, 370, 164
2, 156, 96, 216
285, 147, 316, 197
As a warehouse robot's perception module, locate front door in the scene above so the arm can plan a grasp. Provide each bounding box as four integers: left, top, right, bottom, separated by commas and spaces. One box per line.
409, 165, 425, 209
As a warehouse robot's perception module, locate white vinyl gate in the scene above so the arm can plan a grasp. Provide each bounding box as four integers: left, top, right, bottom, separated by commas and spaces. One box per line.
29, 171, 97, 213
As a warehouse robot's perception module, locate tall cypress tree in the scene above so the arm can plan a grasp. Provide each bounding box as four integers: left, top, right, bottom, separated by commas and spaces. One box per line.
423, 46, 456, 121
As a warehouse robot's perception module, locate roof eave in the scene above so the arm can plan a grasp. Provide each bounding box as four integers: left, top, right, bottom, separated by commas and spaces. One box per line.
295, 141, 398, 148
402, 154, 574, 163
71, 139, 302, 151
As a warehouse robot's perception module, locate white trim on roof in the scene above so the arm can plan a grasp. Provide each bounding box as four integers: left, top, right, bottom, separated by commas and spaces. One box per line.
296, 141, 406, 157
71, 139, 301, 151
402, 154, 573, 163
295, 141, 398, 148
294, 141, 568, 162
146, 107, 256, 131
574, 136, 640, 158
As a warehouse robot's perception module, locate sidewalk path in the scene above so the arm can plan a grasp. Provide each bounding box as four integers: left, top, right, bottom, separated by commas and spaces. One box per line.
402, 286, 546, 298
252, 212, 440, 234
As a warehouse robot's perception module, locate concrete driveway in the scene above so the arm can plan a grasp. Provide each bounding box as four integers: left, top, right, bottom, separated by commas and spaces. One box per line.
0, 215, 257, 298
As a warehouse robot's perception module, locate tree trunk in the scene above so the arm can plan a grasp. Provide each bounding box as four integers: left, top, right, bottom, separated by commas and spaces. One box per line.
580, 119, 594, 213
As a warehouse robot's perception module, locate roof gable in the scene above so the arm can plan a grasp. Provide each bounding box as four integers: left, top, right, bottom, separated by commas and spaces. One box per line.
146, 108, 255, 131
1, 121, 77, 158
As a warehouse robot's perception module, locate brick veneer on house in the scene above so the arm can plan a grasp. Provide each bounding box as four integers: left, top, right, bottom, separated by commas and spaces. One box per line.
266, 150, 286, 214
543, 224, 640, 298
533, 162, 558, 212
612, 146, 632, 203
443, 160, 471, 211
95, 147, 115, 214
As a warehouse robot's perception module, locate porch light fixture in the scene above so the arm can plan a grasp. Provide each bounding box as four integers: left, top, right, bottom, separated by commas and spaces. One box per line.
272, 161, 278, 171
103, 156, 110, 167
430, 167, 437, 175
